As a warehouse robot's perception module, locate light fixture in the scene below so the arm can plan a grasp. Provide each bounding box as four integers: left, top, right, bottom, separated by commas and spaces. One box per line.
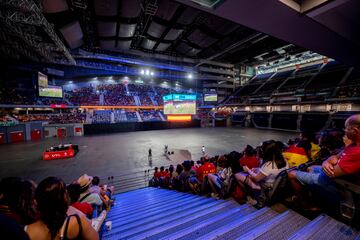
69, 81, 73, 84
187, 74, 193, 79
140, 69, 145, 75
145, 69, 150, 75
150, 71, 154, 76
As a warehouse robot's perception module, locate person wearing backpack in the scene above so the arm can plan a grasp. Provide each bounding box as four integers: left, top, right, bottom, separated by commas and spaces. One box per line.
77, 174, 102, 208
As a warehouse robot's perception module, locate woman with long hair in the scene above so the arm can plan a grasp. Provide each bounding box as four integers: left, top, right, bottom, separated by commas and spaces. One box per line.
235, 140, 289, 204
25, 177, 98, 240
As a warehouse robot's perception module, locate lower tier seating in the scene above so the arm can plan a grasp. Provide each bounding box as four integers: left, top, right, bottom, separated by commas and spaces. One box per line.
101, 187, 359, 240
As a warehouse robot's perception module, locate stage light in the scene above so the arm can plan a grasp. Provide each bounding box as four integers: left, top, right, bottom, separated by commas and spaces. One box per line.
145, 69, 150, 75
140, 69, 145, 75
187, 74, 193, 79
150, 71, 154, 76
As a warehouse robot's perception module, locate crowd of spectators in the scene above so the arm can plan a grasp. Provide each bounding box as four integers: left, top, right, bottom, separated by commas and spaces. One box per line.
127, 83, 153, 94
150, 114, 360, 218
0, 114, 16, 123
0, 82, 184, 108
40, 98, 69, 106
0, 174, 114, 239
0, 88, 36, 105
138, 110, 163, 122
66, 86, 99, 106
91, 110, 111, 124
125, 111, 138, 122
138, 95, 153, 106
336, 85, 360, 99
13, 111, 86, 124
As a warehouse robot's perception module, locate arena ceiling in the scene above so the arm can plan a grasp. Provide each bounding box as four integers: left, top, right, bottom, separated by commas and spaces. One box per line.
0, 0, 359, 67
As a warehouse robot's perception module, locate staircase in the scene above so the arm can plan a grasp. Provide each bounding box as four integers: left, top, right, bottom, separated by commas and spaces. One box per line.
149, 93, 158, 106
158, 111, 166, 121
101, 188, 360, 240
133, 96, 141, 106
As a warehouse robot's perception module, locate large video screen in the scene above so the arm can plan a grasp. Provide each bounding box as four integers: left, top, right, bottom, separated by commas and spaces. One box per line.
204, 93, 218, 102
38, 72, 63, 98
38, 72, 48, 88
163, 94, 196, 115
39, 85, 63, 98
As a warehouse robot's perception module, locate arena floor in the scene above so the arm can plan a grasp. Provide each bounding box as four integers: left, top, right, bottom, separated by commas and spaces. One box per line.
0, 127, 296, 183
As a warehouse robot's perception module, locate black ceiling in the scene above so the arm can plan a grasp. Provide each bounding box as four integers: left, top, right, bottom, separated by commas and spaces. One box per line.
31, 0, 304, 66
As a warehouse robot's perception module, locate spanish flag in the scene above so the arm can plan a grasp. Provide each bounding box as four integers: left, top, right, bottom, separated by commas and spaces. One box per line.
283, 145, 309, 167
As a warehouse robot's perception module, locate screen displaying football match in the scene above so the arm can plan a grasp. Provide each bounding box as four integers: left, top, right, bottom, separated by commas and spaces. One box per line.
39, 85, 63, 98
163, 94, 196, 115
204, 93, 218, 102
37, 72, 63, 98
38, 72, 48, 88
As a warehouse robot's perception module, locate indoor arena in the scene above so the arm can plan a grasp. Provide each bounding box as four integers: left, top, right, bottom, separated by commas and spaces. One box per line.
0, 0, 360, 239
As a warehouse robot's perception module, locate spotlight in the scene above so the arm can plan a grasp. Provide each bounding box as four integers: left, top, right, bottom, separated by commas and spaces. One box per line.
187, 74, 193, 79
150, 71, 154, 76
145, 69, 150, 75
140, 69, 145, 75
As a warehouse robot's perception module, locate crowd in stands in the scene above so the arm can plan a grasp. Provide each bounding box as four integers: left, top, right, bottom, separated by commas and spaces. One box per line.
124, 110, 138, 122
0, 88, 36, 105
336, 85, 360, 99
150, 114, 360, 220
127, 83, 153, 94
40, 98, 69, 106
139, 95, 153, 106
13, 111, 86, 124
66, 86, 99, 106
91, 110, 111, 124
0, 114, 16, 123
138, 110, 163, 122
0, 174, 114, 239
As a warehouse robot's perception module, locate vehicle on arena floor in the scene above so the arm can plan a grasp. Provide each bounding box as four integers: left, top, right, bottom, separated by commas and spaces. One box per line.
43, 144, 79, 160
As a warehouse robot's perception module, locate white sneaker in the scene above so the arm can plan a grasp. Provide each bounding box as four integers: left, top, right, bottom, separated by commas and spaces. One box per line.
246, 196, 257, 206
211, 193, 220, 200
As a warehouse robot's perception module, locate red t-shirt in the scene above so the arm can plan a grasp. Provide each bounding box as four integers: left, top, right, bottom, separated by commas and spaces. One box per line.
159, 171, 169, 178
197, 162, 216, 182
239, 155, 260, 169
337, 144, 360, 183
71, 202, 93, 216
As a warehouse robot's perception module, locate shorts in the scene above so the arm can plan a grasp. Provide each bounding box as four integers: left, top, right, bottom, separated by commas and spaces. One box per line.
295, 167, 339, 196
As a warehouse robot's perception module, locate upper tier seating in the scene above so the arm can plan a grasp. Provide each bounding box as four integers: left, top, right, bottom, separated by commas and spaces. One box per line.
255, 70, 293, 96
277, 64, 322, 93
305, 62, 348, 92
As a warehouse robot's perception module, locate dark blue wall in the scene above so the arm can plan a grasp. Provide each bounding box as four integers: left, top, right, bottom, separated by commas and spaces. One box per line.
83, 120, 201, 135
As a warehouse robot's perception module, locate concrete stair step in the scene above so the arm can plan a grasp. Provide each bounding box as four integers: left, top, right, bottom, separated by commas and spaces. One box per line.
108, 195, 202, 223
112, 188, 184, 206
196, 207, 278, 240
289, 214, 360, 240
103, 198, 222, 240
109, 191, 198, 217
101, 188, 359, 240
236, 210, 310, 240
166, 203, 256, 240
130, 200, 239, 240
